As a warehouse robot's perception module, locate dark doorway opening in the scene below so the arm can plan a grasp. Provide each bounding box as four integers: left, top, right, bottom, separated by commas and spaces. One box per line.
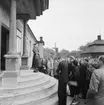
1, 26, 9, 71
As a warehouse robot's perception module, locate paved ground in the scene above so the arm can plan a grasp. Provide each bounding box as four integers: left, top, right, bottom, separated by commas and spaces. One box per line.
67, 96, 85, 105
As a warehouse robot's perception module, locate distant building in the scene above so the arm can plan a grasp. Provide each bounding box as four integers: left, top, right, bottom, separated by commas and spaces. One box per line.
81, 35, 104, 58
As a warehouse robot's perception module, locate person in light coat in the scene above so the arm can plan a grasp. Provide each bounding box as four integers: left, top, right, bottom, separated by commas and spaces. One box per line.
86, 55, 104, 105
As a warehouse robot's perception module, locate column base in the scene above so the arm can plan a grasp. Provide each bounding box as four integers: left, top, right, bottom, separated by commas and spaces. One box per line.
20, 55, 29, 70
1, 70, 19, 88
1, 54, 20, 88
4, 54, 20, 70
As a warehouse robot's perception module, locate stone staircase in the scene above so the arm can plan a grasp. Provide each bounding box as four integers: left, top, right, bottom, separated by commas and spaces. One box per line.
0, 70, 58, 105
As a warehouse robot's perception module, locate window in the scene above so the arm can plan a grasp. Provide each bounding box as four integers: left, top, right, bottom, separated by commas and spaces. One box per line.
17, 29, 22, 55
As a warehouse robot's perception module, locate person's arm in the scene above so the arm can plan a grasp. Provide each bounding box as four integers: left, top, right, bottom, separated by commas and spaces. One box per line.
56, 63, 61, 74
87, 70, 100, 99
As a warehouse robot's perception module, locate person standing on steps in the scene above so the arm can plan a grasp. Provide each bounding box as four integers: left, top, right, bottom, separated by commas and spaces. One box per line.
31, 47, 41, 72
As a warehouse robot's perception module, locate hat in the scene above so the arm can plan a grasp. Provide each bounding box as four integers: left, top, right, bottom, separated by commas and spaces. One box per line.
70, 56, 75, 60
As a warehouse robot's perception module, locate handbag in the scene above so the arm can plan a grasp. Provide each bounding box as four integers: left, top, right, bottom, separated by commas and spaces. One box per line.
68, 81, 78, 86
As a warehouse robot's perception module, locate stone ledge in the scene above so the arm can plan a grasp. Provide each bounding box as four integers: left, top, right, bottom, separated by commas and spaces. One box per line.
1, 70, 18, 78
4, 54, 20, 59
21, 55, 29, 58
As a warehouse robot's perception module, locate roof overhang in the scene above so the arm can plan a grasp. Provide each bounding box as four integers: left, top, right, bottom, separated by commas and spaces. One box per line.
1, 0, 49, 20
17, 0, 49, 19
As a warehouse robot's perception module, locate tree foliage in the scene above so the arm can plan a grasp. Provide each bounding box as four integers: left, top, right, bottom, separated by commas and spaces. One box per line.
78, 42, 92, 51
43, 48, 55, 60
59, 49, 70, 58
43, 41, 92, 59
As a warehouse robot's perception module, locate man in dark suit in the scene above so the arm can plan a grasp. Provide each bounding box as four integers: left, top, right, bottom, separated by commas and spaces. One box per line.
57, 59, 69, 105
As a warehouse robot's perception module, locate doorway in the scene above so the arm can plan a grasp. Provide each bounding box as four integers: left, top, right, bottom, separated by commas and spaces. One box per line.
1, 26, 9, 71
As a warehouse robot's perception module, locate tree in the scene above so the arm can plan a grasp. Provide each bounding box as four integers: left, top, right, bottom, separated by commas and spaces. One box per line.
59, 49, 70, 58
43, 41, 92, 59
78, 42, 92, 51
69, 50, 81, 58
43, 48, 55, 60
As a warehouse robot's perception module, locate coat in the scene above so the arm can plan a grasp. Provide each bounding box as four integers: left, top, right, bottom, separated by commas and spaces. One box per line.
57, 60, 69, 83
86, 66, 104, 105
56, 60, 69, 105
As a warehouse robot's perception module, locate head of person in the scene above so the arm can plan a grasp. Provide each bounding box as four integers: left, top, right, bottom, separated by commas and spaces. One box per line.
98, 55, 104, 67
70, 56, 75, 62
72, 60, 78, 66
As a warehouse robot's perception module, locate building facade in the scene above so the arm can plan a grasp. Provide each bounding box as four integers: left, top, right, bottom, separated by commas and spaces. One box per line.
0, 0, 49, 72
81, 35, 104, 58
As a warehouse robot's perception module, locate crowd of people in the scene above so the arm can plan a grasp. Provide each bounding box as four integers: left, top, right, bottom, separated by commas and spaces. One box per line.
31, 50, 104, 105
31, 50, 59, 77
56, 56, 104, 105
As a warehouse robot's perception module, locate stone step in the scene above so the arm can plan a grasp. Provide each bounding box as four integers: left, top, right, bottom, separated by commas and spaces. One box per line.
13, 85, 58, 105
18, 75, 49, 87
19, 72, 44, 80
0, 76, 58, 99
40, 95, 58, 105
9, 77, 57, 101
14, 79, 58, 103
17, 75, 50, 89
19, 70, 34, 76
0, 73, 50, 91
0, 94, 58, 105
0, 71, 58, 105
15, 77, 57, 96
0, 77, 51, 96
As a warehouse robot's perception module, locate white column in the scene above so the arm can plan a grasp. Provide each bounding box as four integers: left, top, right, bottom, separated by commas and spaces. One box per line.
23, 20, 28, 56
20, 19, 29, 70
2, 0, 20, 88
9, 0, 17, 54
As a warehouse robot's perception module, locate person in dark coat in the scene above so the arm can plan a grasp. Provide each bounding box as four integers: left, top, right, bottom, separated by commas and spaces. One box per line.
79, 61, 88, 99
31, 50, 41, 72
69, 60, 80, 104
68, 61, 75, 97
57, 59, 69, 105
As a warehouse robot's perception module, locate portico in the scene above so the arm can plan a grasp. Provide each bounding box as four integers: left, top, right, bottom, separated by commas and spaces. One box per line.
1, 0, 49, 88
0, 1, 59, 105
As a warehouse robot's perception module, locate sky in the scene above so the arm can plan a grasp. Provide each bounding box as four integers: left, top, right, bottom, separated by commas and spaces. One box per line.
28, 0, 104, 52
